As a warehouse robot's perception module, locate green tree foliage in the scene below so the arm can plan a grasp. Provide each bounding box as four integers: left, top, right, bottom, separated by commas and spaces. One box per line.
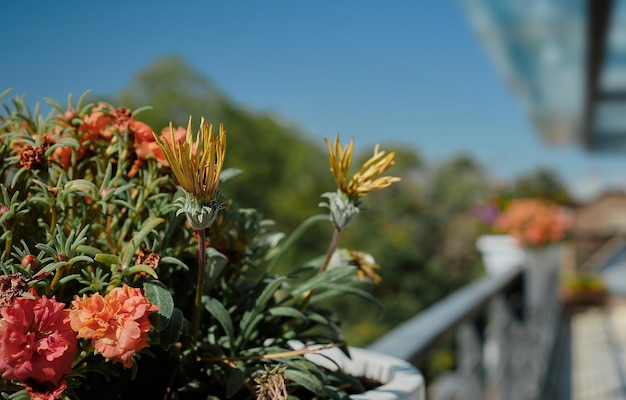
507, 167, 574, 205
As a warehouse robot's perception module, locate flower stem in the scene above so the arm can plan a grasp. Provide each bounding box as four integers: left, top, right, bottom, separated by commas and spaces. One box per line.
300, 227, 341, 312
192, 228, 206, 343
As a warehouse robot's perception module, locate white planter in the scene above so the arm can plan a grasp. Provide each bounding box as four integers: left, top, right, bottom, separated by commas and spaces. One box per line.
306, 346, 425, 400
476, 234, 525, 276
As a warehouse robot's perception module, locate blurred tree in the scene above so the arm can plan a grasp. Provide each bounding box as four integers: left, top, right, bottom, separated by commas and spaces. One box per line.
115, 55, 224, 126
507, 167, 574, 205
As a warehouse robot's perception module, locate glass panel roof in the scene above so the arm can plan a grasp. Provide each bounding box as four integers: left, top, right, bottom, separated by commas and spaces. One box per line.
458, 0, 626, 149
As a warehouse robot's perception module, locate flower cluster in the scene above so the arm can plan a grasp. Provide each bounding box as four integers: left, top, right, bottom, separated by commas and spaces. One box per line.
69, 285, 158, 368
492, 197, 573, 247
0, 89, 399, 400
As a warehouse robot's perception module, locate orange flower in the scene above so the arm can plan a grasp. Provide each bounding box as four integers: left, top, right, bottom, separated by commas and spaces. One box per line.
69, 285, 158, 368
79, 103, 112, 139
134, 125, 186, 167
493, 198, 573, 247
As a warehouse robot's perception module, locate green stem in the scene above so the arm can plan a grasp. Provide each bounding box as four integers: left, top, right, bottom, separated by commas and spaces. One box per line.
192, 228, 206, 343
49, 207, 57, 235
4, 228, 11, 258
266, 214, 330, 274
299, 226, 342, 312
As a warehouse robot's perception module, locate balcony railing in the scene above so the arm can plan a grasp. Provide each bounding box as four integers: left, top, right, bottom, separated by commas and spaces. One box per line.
367, 245, 564, 400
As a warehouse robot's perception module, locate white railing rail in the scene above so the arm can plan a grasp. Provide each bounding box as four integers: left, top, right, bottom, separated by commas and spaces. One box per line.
368, 245, 564, 400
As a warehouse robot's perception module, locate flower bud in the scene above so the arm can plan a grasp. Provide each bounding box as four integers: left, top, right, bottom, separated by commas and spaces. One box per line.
320, 191, 360, 230
63, 109, 79, 124
21, 255, 39, 270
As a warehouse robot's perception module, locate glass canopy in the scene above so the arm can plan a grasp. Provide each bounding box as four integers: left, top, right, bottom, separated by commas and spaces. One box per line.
458, 0, 626, 151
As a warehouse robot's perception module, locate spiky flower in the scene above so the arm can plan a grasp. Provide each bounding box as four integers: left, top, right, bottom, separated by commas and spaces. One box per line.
321, 134, 400, 229
324, 133, 400, 200
153, 116, 226, 229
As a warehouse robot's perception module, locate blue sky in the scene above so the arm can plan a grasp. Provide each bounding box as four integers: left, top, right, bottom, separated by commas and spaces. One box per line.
3, 0, 626, 200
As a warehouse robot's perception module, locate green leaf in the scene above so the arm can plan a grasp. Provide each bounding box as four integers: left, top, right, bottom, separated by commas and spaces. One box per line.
310, 283, 385, 318
76, 244, 103, 257
206, 247, 228, 270
266, 214, 330, 273
6, 389, 31, 400
220, 168, 243, 183
58, 274, 82, 285
267, 306, 306, 320
125, 264, 158, 279
159, 307, 184, 350
322, 384, 353, 400
256, 276, 288, 310
283, 266, 357, 303
160, 256, 189, 270
202, 296, 235, 351
226, 367, 245, 398
94, 253, 121, 265
238, 276, 288, 343
68, 255, 94, 266
120, 216, 165, 266
144, 280, 175, 332
284, 368, 325, 396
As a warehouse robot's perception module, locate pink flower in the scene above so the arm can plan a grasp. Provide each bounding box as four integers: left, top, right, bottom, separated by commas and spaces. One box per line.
69, 285, 158, 368
0, 292, 77, 399
134, 125, 186, 167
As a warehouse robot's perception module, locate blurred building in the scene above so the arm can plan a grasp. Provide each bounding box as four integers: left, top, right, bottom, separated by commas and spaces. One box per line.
459, 0, 626, 151
573, 190, 626, 267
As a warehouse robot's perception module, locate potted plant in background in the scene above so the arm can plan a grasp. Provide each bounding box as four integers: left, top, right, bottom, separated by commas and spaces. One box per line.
470, 197, 525, 276
490, 197, 573, 249
0, 89, 423, 400
489, 197, 574, 307
559, 271, 608, 313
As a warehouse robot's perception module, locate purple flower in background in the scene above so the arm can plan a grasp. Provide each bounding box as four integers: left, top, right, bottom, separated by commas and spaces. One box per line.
469, 202, 500, 226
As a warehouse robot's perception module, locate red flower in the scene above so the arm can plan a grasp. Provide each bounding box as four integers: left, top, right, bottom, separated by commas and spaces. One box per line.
69, 285, 158, 368
0, 292, 77, 399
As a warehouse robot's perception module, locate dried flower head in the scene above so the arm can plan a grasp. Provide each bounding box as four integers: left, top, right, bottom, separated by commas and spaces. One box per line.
0, 273, 28, 308
135, 248, 160, 276
254, 364, 288, 400
18, 144, 46, 170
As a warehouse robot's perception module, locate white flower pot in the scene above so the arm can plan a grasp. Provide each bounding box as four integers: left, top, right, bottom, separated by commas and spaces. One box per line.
307, 346, 425, 400
476, 234, 525, 276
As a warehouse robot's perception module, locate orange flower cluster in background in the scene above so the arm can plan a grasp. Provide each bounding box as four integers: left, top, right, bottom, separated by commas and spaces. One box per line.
493, 197, 573, 247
